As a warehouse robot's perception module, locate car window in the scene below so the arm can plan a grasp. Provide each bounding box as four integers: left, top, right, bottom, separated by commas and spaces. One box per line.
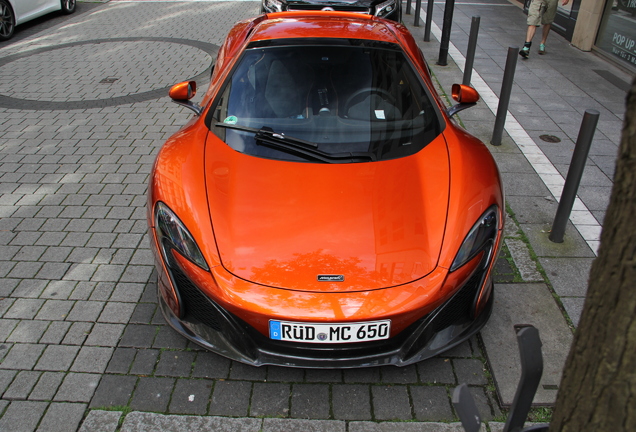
208, 40, 442, 163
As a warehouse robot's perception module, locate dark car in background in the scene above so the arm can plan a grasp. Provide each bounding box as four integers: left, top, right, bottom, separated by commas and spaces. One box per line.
261, 0, 402, 22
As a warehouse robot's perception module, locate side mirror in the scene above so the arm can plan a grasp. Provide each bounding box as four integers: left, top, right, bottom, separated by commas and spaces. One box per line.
447, 84, 480, 117
169, 81, 203, 116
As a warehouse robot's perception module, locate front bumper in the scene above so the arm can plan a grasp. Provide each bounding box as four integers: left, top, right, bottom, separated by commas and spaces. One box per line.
157, 252, 494, 368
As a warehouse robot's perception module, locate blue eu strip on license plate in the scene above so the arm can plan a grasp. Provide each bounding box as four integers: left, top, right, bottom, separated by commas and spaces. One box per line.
269, 321, 282, 340
268, 319, 391, 344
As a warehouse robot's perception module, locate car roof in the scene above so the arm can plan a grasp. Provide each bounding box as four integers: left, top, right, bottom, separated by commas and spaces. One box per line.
248, 12, 401, 45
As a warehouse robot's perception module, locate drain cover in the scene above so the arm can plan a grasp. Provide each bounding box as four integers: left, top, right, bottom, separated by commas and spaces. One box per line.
100, 77, 119, 84
539, 134, 561, 143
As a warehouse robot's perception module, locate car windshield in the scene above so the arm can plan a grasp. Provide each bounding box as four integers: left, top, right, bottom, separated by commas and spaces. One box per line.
207, 39, 442, 163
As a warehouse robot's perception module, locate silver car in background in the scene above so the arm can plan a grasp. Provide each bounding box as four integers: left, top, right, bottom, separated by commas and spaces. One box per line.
0, 0, 75, 41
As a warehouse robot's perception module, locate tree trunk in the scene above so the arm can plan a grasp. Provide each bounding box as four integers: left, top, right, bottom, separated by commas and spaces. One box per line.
549, 77, 636, 431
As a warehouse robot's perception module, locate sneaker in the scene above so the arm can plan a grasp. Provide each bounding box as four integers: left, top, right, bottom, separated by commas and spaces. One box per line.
519, 46, 530, 59
538, 44, 546, 55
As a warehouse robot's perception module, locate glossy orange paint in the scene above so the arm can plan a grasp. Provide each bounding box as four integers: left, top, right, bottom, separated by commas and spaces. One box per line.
204, 131, 450, 292
452, 84, 480, 104
148, 11, 504, 356
168, 81, 196, 101
170, 248, 484, 337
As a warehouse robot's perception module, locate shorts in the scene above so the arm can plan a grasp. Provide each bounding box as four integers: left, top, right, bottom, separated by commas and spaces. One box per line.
527, 0, 558, 26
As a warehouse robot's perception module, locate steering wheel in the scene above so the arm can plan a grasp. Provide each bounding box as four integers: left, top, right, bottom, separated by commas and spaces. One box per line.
343, 87, 397, 117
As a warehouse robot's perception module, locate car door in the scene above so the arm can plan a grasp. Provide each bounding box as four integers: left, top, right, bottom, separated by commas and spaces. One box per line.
13, 0, 61, 25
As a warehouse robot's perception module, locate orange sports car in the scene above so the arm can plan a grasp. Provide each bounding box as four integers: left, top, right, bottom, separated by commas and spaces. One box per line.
148, 11, 503, 368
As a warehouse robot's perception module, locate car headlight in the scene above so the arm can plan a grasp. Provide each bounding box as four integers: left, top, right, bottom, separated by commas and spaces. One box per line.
450, 206, 499, 272
155, 202, 209, 271
375, 0, 396, 18
263, 0, 284, 13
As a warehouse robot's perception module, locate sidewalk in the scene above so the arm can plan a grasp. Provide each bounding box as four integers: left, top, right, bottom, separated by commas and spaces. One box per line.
0, 1, 631, 431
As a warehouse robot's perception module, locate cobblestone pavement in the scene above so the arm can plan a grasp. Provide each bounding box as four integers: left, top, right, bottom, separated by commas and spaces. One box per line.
1, 0, 626, 430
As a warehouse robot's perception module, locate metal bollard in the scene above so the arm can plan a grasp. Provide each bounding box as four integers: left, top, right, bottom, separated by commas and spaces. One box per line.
437, 0, 456, 65
406, 0, 412, 15
491, 47, 518, 146
424, 0, 434, 42
549, 110, 600, 243
414, 0, 422, 26
462, 16, 480, 86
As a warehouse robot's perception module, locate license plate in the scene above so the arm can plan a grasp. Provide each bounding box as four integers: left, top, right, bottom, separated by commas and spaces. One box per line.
269, 319, 391, 344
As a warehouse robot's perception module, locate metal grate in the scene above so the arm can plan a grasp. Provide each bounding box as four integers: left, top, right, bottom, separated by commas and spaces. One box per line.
165, 248, 222, 331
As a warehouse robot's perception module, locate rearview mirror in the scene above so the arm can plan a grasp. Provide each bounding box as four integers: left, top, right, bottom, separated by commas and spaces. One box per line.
447, 84, 480, 117
169, 81, 203, 116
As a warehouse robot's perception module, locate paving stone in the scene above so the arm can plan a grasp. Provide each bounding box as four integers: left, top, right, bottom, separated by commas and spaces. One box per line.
89, 282, 116, 301
40, 281, 77, 300
62, 322, 93, 345
371, 385, 412, 420
6, 320, 50, 343
191, 352, 231, 379
538, 257, 593, 298
250, 382, 291, 417
263, 418, 346, 432
28, 372, 65, 401
349, 422, 470, 431
454, 359, 488, 386
98, 302, 136, 324
417, 358, 456, 384
0, 401, 48, 432
4, 299, 45, 320
3, 371, 41, 400
34, 300, 74, 321
105, 347, 136, 374
65, 301, 105, 322
90, 374, 137, 408
381, 365, 418, 384
560, 296, 585, 327
0, 343, 45, 370
208, 380, 252, 416
130, 349, 160, 375
0, 369, 18, 395
266, 365, 304, 383
0, 319, 19, 342
35, 345, 80, 371
168, 378, 213, 415
155, 350, 195, 377
71, 346, 114, 373
110, 283, 145, 303
54, 373, 101, 403
85, 323, 125, 347
332, 384, 371, 420
78, 410, 122, 432
36, 402, 86, 432
304, 369, 342, 383
129, 303, 157, 324
129, 377, 175, 412
152, 325, 188, 349
441, 339, 474, 358
119, 324, 157, 348
290, 384, 330, 419
120, 411, 262, 432
11, 279, 48, 298
229, 361, 267, 381
411, 386, 454, 421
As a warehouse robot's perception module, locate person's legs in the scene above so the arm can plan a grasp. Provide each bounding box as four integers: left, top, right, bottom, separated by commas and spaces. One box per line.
521, 0, 544, 58
538, 0, 558, 53
540, 23, 551, 44
526, 25, 538, 43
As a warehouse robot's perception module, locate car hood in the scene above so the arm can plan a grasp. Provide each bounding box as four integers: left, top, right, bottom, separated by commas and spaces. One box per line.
205, 132, 450, 292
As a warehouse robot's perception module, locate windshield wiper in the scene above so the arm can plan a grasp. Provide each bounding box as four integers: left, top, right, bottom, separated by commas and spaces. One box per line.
214, 123, 376, 163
